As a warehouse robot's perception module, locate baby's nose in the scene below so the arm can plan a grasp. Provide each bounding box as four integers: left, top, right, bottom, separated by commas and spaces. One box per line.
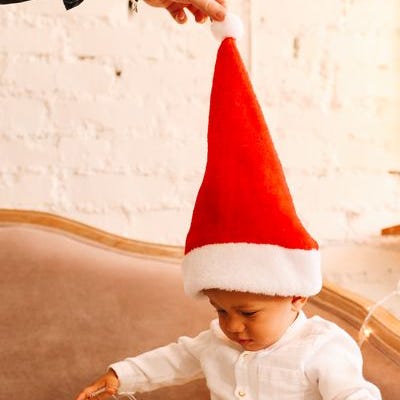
225, 317, 245, 333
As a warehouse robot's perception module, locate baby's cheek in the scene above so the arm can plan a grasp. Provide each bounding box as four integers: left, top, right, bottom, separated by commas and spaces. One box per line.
218, 318, 228, 333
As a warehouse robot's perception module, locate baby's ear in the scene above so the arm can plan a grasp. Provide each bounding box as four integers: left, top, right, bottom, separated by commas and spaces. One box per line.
291, 296, 308, 312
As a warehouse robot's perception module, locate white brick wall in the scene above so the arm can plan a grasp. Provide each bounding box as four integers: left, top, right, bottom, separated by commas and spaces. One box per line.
0, 0, 399, 255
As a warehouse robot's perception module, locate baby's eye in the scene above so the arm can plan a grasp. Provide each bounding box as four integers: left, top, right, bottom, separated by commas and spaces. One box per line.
216, 309, 227, 315
241, 311, 257, 317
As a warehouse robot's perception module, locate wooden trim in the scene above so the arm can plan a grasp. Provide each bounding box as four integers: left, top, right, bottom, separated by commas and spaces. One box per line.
0, 209, 183, 260
1, 209, 399, 364
381, 225, 400, 236
310, 282, 400, 365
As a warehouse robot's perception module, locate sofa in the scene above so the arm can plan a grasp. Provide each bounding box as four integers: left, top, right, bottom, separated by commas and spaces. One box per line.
1, 210, 399, 400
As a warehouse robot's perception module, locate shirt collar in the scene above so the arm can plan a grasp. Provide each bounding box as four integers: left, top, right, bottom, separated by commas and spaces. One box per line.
271, 310, 307, 345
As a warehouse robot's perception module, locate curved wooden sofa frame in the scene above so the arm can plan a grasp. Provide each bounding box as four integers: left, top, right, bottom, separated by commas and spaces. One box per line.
1, 209, 399, 399
382, 225, 400, 236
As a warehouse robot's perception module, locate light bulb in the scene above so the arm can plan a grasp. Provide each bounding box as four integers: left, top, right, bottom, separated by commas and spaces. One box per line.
363, 327, 372, 338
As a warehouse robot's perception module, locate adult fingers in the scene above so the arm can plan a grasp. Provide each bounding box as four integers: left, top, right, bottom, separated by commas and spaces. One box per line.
186, 4, 207, 23
166, 3, 188, 23
190, 0, 226, 21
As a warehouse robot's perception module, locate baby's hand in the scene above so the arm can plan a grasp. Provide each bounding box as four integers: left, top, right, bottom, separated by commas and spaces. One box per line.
75, 370, 119, 400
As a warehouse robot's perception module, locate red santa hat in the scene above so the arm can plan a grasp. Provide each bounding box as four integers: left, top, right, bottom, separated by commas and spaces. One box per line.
182, 14, 321, 298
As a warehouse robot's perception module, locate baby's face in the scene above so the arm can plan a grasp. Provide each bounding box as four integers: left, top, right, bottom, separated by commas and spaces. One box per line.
204, 289, 306, 351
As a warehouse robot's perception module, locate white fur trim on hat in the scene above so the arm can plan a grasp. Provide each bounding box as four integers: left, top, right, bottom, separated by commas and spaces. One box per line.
211, 12, 244, 41
182, 243, 321, 298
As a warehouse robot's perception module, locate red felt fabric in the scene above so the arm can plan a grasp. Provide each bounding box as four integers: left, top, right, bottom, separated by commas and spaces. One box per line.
185, 38, 318, 254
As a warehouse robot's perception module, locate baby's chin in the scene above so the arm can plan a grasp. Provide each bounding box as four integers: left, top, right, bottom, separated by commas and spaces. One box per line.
238, 338, 278, 351
238, 340, 265, 351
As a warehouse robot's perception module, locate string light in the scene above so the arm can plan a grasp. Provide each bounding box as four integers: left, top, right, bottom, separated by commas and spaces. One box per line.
358, 279, 400, 347
128, 0, 139, 16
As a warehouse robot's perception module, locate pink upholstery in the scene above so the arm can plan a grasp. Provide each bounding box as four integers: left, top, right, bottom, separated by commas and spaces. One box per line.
1, 224, 399, 400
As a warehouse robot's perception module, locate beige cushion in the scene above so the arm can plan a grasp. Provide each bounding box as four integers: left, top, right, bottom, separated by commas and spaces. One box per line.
1, 226, 213, 400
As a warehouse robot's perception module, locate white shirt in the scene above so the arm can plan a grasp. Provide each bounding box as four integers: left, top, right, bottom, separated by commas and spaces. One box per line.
110, 312, 381, 400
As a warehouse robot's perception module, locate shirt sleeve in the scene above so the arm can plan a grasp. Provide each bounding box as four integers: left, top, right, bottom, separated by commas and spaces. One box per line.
305, 329, 382, 400
0, 0, 33, 4
0, 0, 84, 9
63, 0, 84, 10
109, 330, 212, 394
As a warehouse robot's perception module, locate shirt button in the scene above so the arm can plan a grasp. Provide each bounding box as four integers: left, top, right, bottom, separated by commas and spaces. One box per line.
238, 391, 246, 397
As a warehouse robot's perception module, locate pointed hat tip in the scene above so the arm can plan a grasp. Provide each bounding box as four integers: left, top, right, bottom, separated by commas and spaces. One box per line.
211, 12, 244, 42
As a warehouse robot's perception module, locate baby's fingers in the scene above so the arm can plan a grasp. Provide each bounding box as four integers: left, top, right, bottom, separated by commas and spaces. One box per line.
75, 380, 118, 400
75, 386, 102, 400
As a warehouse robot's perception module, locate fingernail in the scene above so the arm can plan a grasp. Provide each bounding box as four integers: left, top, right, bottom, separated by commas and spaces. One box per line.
215, 11, 225, 21
176, 12, 185, 22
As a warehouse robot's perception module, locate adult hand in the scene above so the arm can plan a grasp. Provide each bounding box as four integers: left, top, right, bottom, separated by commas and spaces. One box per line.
144, 0, 226, 24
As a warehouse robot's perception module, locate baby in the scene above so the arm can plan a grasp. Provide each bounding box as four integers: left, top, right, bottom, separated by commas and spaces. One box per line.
77, 18, 381, 400
76, 288, 380, 400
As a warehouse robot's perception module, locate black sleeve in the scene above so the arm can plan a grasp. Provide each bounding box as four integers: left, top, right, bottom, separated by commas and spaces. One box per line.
0, 0, 85, 10
0, 0, 31, 3
63, 0, 84, 10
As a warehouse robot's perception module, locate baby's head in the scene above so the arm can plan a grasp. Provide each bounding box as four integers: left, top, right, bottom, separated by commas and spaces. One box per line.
203, 288, 307, 351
